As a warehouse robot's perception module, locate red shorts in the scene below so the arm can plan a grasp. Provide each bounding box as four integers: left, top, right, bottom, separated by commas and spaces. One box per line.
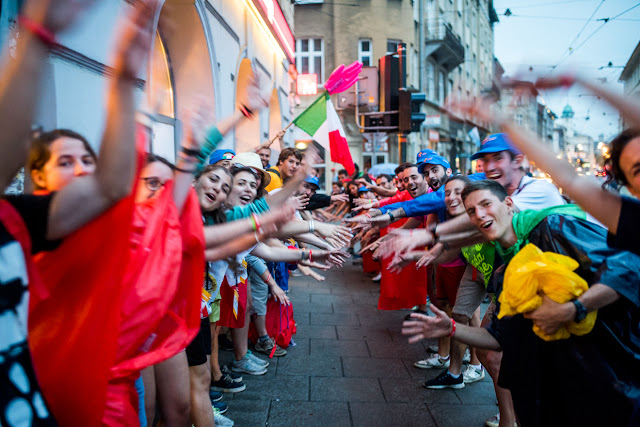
218, 277, 248, 329
435, 264, 466, 307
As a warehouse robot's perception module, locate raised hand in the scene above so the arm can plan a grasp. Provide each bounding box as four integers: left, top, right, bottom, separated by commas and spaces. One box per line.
111, 0, 160, 80
23, 0, 97, 34
239, 72, 270, 113
534, 74, 576, 90
402, 305, 452, 344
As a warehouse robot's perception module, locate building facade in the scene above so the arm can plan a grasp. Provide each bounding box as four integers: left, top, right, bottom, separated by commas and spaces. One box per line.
293, 0, 500, 185
620, 41, 640, 129
1, 0, 296, 164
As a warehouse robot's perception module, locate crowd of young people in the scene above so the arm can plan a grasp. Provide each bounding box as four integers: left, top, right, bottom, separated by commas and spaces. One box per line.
341, 74, 640, 426
2, 1, 640, 427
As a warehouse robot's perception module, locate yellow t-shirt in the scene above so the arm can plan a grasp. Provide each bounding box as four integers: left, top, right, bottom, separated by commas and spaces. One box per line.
265, 168, 283, 192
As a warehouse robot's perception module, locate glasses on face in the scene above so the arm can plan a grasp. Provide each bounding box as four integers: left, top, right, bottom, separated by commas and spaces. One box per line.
141, 176, 165, 191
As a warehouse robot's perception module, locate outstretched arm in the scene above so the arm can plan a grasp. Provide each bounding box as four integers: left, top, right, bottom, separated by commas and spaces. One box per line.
0, 0, 96, 191
47, 0, 157, 240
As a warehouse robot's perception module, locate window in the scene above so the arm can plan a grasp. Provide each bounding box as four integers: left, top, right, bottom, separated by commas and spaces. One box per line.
448, 79, 453, 100
296, 38, 324, 83
427, 61, 435, 101
515, 113, 523, 126
438, 71, 445, 104
386, 39, 401, 55
359, 39, 372, 67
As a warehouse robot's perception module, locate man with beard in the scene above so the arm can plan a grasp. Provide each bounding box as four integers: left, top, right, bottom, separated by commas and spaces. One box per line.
402, 179, 640, 427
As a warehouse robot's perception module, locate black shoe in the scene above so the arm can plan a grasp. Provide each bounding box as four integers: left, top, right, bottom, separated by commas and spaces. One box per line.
221, 365, 243, 382
210, 374, 246, 393
404, 309, 429, 321
209, 390, 223, 402
424, 370, 465, 389
218, 334, 234, 351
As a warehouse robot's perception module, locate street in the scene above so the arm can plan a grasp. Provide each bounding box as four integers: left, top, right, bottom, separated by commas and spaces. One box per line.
219, 262, 497, 427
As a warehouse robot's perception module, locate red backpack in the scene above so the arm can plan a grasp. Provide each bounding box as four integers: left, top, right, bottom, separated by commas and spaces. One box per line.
250, 298, 297, 357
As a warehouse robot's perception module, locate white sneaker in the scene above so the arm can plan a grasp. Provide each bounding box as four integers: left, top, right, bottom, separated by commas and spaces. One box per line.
463, 348, 471, 363
231, 354, 267, 375
247, 350, 269, 367
463, 365, 485, 384
213, 407, 235, 427
414, 354, 450, 369
372, 272, 381, 282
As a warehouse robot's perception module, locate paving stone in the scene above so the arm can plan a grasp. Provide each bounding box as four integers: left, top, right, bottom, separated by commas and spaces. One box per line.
276, 354, 343, 377
454, 380, 497, 405
310, 312, 360, 326
310, 377, 384, 402
336, 325, 392, 341
367, 340, 431, 360
379, 377, 461, 404
428, 403, 498, 427
342, 357, 409, 378
332, 302, 380, 314
311, 294, 353, 305
268, 401, 351, 427
293, 301, 334, 314
310, 339, 370, 357
223, 399, 270, 426
350, 402, 436, 427
232, 374, 309, 401
294, 324, 337, 340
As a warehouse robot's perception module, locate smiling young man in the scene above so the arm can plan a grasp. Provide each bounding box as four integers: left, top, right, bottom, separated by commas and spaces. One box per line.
403, 179, 640, 426
265, 148, 302, 192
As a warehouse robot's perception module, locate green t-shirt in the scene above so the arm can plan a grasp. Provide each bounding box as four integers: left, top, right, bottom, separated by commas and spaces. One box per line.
461, 242, 495, 287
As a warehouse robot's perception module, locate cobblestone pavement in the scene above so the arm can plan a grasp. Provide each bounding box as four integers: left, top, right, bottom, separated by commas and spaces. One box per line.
218, 261, 496, 426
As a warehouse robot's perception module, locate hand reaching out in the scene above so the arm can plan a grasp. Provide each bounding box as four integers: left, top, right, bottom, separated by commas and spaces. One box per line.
402, 305, 453, 344
270, 285, 290, 306
23, 0, 97, 34
238, 73, 270, 113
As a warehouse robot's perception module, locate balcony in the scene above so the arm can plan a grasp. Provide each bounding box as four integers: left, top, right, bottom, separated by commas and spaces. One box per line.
425, 19, 464, 72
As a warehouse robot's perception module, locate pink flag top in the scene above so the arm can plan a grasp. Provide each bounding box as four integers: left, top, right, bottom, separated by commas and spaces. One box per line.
324, 61, 363, 95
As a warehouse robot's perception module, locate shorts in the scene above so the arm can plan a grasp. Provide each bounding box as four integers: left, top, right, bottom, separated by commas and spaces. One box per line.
208, 292, 221, 323
246, 254, 269, 316
218, 277, 248, 329
435, 264, 466, 307
452, 265, 488, 319
186, 318, 212, 366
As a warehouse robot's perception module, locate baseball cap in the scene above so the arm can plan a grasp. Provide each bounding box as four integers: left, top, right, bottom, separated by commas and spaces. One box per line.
416, 149, 438, 164
208, 149, 235, 165
470, 133, 522, 161
358, 186, 370, 192
417, 154, 451, 173
304, 175, 320, 189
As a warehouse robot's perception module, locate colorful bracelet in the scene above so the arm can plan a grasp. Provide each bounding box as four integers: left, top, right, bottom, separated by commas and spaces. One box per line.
448, 319, 456, 337
309, 250, 313, 263
18, 15, 56, 47
251, 213, 262, 234
239, 104, 253, 118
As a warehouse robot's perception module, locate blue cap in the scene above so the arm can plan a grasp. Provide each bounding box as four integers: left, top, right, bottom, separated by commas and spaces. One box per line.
358, 186, 370, 192
304, 175, 320, 188
416, 149, 438, 164
208, 149, 235, 165
417, 154, 451, 173
470, 133, 522, 161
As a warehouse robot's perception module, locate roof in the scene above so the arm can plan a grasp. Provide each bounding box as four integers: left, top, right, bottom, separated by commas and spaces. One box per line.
620, 41, 640, 82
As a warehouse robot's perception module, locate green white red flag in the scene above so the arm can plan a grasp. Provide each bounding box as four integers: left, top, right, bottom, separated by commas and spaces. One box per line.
292, 92, 355, 175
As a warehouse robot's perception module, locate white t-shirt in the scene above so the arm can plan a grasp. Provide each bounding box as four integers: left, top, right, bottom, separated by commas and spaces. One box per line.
510, 175, 565, 211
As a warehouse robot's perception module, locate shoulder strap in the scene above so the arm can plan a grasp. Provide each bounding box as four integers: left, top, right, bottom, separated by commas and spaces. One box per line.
267, 167, 281, 179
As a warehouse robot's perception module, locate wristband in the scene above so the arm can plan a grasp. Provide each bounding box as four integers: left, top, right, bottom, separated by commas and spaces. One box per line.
309, 219, 315, 233
251, 213, 261, 234
239, 104, 253, 118
18, 15, 56, 47
309, 250, 313, 263
388, 211, 395, 222
427, 222, 439, 239
448, 319, 456, 337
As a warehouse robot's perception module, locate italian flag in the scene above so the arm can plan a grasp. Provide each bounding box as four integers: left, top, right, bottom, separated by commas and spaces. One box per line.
293, 92, 355, 175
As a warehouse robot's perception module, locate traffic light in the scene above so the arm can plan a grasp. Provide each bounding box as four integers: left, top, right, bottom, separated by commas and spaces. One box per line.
398, 90, 426, 133
378, 55, 399, 127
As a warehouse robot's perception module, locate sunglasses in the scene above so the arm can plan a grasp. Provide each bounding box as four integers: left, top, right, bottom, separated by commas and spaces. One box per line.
232, 163, 260, 175
140, 176, 165, 191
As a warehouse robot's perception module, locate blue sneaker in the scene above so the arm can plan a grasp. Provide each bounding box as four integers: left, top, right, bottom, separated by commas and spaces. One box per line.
209, 390, 223, 402
212, 400, 228, 414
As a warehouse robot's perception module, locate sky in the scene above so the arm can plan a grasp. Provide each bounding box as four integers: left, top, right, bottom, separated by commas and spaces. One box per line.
492, 0, 640, 141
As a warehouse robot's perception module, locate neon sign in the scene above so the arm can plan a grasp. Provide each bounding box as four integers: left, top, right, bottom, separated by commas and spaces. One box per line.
297, 74, 318, 96
252, 0, 295, 62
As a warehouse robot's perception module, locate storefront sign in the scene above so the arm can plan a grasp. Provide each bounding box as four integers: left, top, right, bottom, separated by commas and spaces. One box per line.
424, 114, 441, 127
252, 0, 295, 62
428, 130, 439, 142
297, 74, 318, 95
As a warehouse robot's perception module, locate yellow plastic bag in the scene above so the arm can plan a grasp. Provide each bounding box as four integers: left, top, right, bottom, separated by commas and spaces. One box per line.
498, 243, 597, 341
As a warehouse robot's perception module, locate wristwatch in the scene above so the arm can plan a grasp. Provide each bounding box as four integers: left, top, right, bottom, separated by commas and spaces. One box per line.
572, 299, 587, 322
